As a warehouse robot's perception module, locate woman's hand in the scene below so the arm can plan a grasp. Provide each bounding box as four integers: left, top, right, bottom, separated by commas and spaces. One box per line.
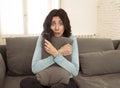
58, 44, 72, 56
44, 39, 58, 57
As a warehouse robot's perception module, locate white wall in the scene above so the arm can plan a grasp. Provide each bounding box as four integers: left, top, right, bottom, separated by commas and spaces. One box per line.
97, 0, 120, 39
60, 0, 97, 35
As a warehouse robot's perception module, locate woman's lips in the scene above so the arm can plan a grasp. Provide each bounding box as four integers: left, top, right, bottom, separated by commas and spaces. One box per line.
55, 32, 60, 35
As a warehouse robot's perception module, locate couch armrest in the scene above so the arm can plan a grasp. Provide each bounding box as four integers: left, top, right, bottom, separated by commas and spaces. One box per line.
0, 53, 6, 88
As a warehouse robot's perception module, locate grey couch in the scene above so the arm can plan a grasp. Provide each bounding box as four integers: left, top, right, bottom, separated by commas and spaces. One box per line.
0, 36, 120, 88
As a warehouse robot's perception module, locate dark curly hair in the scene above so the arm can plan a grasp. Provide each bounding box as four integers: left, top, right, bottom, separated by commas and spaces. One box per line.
41, 8, 71, 41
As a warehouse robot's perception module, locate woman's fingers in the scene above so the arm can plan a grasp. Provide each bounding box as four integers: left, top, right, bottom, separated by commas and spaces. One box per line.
44, 39, 50, 44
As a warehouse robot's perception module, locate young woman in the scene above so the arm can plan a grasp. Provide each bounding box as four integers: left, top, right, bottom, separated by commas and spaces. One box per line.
20, 8, 79, 88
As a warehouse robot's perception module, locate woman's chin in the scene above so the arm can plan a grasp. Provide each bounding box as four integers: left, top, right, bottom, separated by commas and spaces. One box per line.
54, 35, 62, 37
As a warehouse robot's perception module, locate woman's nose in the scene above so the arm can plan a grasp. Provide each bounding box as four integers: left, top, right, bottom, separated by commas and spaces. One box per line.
55, 25, 59, 30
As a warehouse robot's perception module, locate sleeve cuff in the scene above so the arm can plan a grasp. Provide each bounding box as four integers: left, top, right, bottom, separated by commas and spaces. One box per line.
54, 53, 64, 64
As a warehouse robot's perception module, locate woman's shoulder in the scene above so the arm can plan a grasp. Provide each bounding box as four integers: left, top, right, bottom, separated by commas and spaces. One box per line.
36, 35, 43, 43
38, 35, 43, 40
69, 35, 77, 40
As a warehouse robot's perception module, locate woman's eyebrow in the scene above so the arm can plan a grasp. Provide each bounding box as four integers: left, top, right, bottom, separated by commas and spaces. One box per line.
51, 21, 55, 23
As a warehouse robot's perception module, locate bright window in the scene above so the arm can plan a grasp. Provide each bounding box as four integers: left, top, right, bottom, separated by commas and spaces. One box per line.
27, 0, 50, 34
1, 0, 24, 34
0, 0, 60, 35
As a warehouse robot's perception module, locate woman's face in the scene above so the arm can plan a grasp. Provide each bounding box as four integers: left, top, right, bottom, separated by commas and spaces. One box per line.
50, 16, 64, 37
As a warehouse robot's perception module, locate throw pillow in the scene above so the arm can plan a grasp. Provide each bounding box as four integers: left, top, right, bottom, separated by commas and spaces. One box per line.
77, 38, 114, 54
6, 37, 38, 76
36, 36, 72, 86
80, 50, 120, 76
42, 36, 72, 61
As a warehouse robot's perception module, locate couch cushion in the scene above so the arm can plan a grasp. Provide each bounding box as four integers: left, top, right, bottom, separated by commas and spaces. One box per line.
74, 72, 120, 88
80, 50, 120, 76
77, 38, 114, 54
0, 54, 5, 88
4, 75, 33, 88
6, 37, 38, 76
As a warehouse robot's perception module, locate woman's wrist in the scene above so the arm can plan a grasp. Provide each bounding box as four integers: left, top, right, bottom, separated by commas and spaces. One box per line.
58, 49, 61, 54
53, 51, 59, 57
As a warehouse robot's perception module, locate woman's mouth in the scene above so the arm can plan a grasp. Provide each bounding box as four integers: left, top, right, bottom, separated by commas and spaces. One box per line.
54, 32, 61, 37
55, 32, 60, 35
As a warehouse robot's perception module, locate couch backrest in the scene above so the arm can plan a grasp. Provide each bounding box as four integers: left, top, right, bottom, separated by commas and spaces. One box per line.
78, 38, 120, 76
77, 38, 115, 54
6, 37, 38, 76
0, 37, 120, 76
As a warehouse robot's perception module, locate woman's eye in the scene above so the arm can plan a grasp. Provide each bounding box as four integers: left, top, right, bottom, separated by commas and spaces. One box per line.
59, 20, 63, 25
51, 21, 63, 26
51, 22, 55, 26
59, 22, 63, 25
